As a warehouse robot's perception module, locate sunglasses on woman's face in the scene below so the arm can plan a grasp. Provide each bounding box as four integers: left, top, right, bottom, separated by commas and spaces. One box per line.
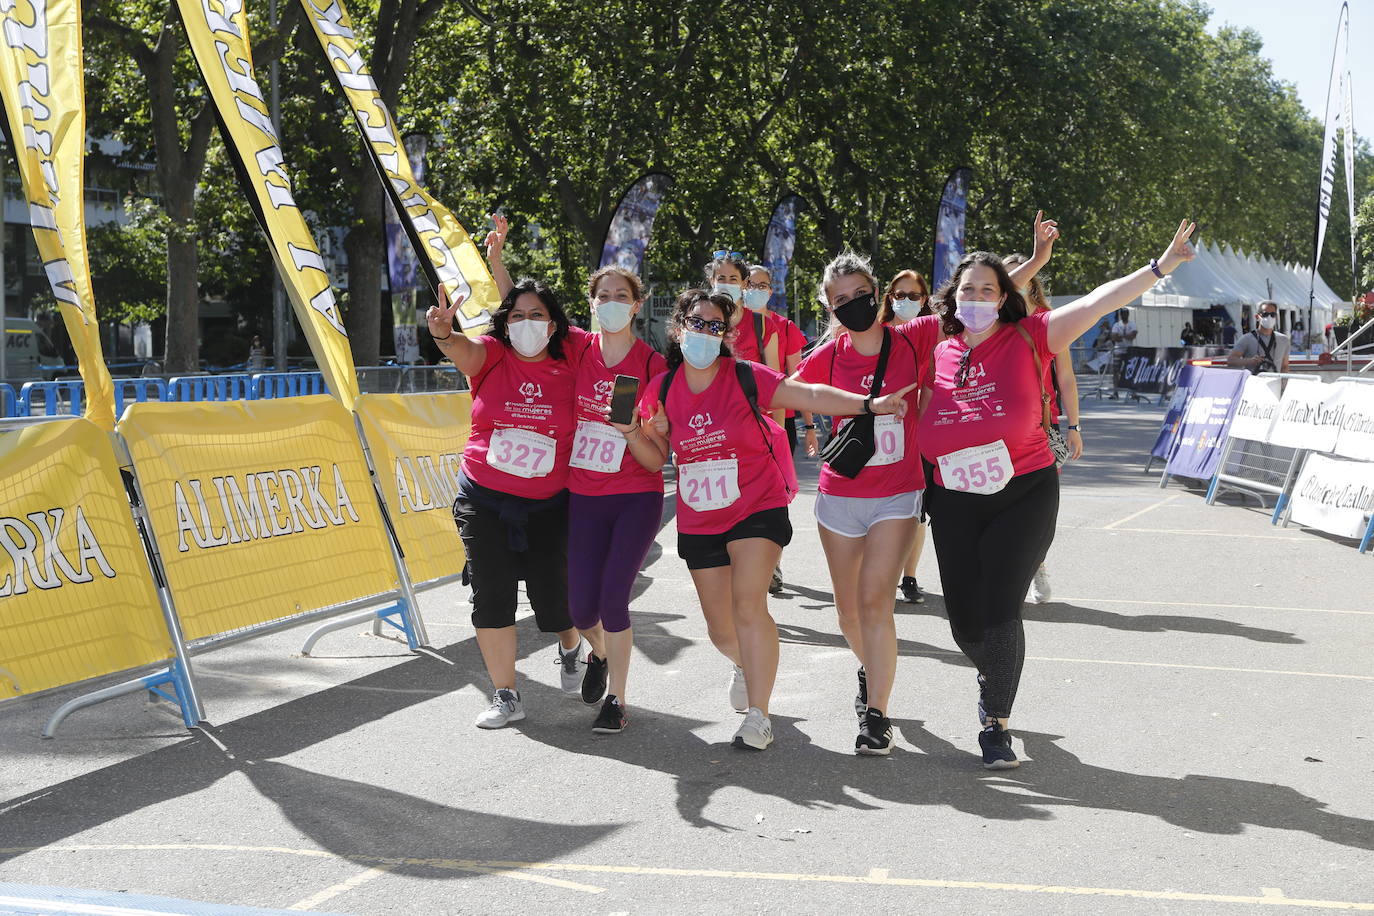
684, 315, 727, 336
892, 291, 926, 301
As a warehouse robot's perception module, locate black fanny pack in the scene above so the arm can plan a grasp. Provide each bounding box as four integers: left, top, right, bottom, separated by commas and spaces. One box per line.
818, 329, 892, 479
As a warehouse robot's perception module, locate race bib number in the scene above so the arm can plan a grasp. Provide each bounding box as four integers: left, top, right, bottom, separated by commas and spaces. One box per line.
678, 459, 740, 512
937, 440, 1013, 495
868, 414, 905, 467
488, 428, 557, 478
569, 420, 627, 474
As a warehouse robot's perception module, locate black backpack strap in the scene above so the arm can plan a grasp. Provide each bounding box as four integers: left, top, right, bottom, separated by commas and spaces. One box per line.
869, 327, 893, 396
659, 363, 679, 405
734, 359, 761, 416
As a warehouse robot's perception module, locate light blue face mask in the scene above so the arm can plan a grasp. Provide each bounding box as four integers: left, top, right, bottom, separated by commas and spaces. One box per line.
892, 298, 923, 321
742, 288, 770, 311
681, 330, 722, 369
595, 299, 635, 333
712, 283, 742, 304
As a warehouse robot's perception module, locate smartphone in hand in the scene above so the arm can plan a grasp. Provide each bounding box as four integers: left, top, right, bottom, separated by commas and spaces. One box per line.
609, 375, 641, 426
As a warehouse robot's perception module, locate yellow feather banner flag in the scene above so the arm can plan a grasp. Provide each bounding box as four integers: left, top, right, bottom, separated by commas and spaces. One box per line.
175, 0, 360, 406
299, 0, 500, 336
0, 0, 115, 428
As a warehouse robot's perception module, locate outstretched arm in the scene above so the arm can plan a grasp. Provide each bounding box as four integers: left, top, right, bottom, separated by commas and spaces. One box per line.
484, 212, 514, 298
1046, 220, 1196, 354
770, 378, 917, 418
1006, 210, 1059, 288
426, 287, 488, 377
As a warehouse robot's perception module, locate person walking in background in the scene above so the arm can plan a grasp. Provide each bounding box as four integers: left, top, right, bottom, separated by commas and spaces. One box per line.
882, 268, 933, 606
248, 336, 267, 370
1228, 300, 1290, 375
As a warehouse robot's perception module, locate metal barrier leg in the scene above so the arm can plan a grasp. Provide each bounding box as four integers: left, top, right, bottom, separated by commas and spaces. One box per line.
1205, 438, 1239, 505
1270, 450, 1308, 526
1360, 515, 1373, 554
42, 658, 197, 738
299, 601, 412, 655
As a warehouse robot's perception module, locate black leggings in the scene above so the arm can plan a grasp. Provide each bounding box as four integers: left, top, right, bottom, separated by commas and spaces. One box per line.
926, 464, 1059, 720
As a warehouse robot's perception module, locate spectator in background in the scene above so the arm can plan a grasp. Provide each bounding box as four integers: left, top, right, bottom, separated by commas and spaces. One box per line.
1228, 300, 1290, 375
1110, 308, 1137, 349
1179, 322, 1198, 347
1222, 318, 1237, 347
248, 336, 267, 370
1292, 319, 1305, 351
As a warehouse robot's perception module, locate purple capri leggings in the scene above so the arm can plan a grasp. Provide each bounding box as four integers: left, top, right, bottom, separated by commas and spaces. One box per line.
567, 490, 664, 633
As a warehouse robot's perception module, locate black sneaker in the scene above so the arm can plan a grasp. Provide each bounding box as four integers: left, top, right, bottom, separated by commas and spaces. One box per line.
899, 576, 924, 604
592, 695, 626, 733
769, 565, 784, 595
856, 708, 892, 756
978, 722, 1020, 769
582, 652, 608, 705
854, 666, 867, 718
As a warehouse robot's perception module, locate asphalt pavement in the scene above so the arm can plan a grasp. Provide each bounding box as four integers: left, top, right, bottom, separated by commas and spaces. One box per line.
1, 398, 1371, 915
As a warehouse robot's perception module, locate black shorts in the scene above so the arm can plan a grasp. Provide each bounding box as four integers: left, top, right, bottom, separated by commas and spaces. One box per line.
677, 506, 792, 570
453, 496, 572, 632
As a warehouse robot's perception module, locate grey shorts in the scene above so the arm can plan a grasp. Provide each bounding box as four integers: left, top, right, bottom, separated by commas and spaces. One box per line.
814, 490, 923, 539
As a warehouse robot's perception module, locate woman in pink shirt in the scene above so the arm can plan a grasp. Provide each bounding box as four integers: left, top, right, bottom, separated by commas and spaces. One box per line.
635, 289, 914, 751
883, 269, 934, 608
565, 266, 669, 734
427, 280, 590, 730
919, 220, 1196, 770
794, 253, 941, 755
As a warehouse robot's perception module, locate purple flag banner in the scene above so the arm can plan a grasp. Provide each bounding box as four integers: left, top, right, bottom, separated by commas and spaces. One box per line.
761, 194, 805, 314
599, 173, 673, 276
1164, 367, 1248, 479
1150, 363, 1201, 460
932, 167, 973, 290
386, 134, 428, 294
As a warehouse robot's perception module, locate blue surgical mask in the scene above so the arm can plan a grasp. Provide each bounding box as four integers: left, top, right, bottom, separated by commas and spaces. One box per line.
742, 288, 770, 311
892, 298, 923, 321
712, 283, 742, 304
595, 300, 634, 333
680, 330, 722, 369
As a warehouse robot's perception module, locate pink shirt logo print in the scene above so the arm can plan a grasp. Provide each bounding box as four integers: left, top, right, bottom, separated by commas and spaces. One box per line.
519, 382, 543, 403
688, 412, 714, 435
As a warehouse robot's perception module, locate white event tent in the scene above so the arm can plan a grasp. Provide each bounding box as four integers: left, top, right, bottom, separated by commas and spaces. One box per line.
1130, 240, 1349, 348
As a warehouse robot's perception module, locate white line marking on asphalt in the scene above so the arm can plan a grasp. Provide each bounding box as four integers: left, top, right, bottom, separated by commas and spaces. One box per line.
868, 868, 891, 881
1264, 889, 1289, 899
4, 845, 1371, 911
288, 864, 394, 910
1053, 597, 1374, 617
1103, 495, 1180, 529
894, 648, 1374, 682
1090, 527, 1307, 541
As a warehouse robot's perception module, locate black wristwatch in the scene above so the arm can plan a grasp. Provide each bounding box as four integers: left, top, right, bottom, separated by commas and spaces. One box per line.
1067, 424, 1080, 431
802, 424, 817, 431
862, 396, 874, 415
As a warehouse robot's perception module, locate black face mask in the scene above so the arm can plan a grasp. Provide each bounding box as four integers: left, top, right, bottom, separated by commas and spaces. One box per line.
834, 292, 879, 332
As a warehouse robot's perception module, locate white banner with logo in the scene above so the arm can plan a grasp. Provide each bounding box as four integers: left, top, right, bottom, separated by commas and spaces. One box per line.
1267, 379, 1342, 451
1330, 382, 1374, 462
1228, 375, 1282, 443
1289, 452, 1374, 540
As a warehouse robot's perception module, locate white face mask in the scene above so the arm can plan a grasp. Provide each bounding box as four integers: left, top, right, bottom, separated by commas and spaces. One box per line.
1258, 315, 1277, 330
892, 298, 923, 321
509, 319, 551, 357
742, 288, 770, 311
595, 300, 635, 334
955, 299, 1001, 334
712, 283, 742, 304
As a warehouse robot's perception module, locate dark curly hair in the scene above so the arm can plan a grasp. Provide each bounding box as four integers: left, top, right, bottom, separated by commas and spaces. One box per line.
702, 253, 751, 286
666, 288, 736, 369
489, 278, 571, 359
931, 251, 1029, 337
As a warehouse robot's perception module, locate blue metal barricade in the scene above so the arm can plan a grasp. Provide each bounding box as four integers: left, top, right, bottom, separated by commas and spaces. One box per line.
167, 374, 255, 402
113, 378, 169, 415
18, 380, 84, 416
0, 383, 14, 418
252, 371, 327, 399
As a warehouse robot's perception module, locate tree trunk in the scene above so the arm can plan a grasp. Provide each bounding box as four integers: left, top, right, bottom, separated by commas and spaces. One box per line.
344, 180, 385, 366
162, 193, 199, 372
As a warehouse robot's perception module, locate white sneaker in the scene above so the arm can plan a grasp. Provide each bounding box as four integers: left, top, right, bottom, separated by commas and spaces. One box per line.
729, 665, 748, 713
732, 707, 773, 750
557, 642, 583, 695
475, 688, 525, 729
1029, 565, 1051, 604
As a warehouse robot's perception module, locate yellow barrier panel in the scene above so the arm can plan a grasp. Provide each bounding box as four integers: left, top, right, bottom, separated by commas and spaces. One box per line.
0, 419, 166, 697
355, 393, 470, 586
118, 397, 397, 642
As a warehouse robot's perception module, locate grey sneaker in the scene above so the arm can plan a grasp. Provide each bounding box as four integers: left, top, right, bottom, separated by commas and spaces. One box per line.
729, 664, 748, 713
557, 642, 583, 695
732, 706, 773, 750
475, 688, 524, 729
